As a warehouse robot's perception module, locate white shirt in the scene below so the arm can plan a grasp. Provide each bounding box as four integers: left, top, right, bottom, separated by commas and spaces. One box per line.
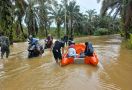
68, 48, 77, 58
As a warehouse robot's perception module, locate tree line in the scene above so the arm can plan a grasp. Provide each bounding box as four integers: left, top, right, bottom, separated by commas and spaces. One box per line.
0, 0, 132, 44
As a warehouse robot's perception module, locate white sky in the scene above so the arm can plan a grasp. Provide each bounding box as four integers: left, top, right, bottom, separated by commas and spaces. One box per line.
23, 0, 102, 27
50, 0, 102, 27
76, 0, 101, 14
58, 0, 102, 14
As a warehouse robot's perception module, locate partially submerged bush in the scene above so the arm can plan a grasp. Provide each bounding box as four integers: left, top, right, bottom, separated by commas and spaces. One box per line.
126, 34, 132, 49
94, 28, 110, 36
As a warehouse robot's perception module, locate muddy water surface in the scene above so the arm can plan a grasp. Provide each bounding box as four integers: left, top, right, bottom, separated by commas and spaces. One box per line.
0, 35, 132, 90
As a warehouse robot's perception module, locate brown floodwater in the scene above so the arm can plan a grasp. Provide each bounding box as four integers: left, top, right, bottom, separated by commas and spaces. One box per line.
0, 35, 132, 90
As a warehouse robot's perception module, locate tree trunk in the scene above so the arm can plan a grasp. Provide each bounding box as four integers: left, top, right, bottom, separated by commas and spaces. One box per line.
124, 25, 130, 39
16, 23, 20, 37
9, 28, 13, 45
57, 23, 60, 39
35, 19, 38, 35
39, 26, 45, 36
28, 24, 30, 35
19, 20, 26, 38
66, 18, 69, 35
70, 17, 73, 37
122, 0, 131, 39
45, 22, 48, 37
9, 24, 13, 45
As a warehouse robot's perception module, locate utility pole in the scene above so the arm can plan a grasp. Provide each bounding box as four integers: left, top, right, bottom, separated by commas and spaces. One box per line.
64, 0, 69, 35
64, 0, 67, 35
64, 6, 67, 35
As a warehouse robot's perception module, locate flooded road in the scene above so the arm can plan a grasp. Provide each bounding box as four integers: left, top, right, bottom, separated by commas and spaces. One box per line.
0, 35, 132, 90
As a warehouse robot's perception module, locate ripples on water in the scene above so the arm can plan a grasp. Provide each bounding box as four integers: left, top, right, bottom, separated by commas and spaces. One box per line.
0, 35, 132, 90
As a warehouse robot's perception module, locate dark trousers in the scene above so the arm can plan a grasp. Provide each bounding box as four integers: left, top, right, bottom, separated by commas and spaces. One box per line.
52, 49, 62, 62
1, 46, 10, 59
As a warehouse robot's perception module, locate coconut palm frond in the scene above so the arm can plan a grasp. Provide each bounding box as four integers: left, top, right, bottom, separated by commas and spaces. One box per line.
100, 0, 120, 16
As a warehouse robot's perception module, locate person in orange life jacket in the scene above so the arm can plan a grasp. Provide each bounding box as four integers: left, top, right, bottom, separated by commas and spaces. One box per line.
67, 41, 79, 58
52, 40, 64, 63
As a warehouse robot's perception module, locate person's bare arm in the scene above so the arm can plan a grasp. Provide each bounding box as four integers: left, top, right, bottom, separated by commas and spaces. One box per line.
62, 47, 64, 55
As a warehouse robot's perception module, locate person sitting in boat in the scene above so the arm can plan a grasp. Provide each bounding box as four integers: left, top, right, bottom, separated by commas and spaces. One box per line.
52, 40, 65, 63
84, 42, 94, 56
67, 41, 79, 58
80, 42, 94, 58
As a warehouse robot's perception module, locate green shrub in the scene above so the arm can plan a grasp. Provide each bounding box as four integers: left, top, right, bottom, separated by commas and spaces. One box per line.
94, 28, 110, 36
48, 29, 64, 39
126, 34, 132, 49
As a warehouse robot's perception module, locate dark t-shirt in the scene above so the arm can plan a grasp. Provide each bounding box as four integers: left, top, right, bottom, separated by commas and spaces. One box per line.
84, 43, 94, 56
53, 41, 64, 51
0, 36, 10, 52
0, 36, 10, 47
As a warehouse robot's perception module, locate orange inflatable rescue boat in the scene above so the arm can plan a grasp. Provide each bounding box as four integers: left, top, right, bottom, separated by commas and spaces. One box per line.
61, 43, 98, 66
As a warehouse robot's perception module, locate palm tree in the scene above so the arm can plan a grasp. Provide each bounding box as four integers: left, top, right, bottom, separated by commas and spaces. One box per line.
14, 0, 28, 38
72, 13, 83, 35
85, 9, 97, 34
61, 0, 69, 35
49, 0, 64, 38
98, 0, 132, 39
25, 2, 38, 36
86, 9, 97, 22
0, 0, 14, 44
67, 0, 80, 37
37, 0, 51, 37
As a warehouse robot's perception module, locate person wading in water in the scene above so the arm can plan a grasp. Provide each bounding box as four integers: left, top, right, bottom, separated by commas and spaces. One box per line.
0, 32, 10, 59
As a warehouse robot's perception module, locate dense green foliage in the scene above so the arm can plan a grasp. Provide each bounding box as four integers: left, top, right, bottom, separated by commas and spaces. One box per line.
98, 0, 132, 48
94, 28, 110, 36
0, 0, 131, 46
